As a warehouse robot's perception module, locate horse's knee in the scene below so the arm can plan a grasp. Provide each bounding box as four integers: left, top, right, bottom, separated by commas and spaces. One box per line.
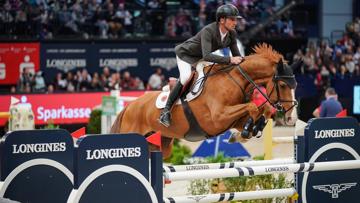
247, 103, 259, 119
211, 112, 227, 128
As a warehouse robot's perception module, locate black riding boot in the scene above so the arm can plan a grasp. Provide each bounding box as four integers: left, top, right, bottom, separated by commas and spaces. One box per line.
159, 81, 183, 127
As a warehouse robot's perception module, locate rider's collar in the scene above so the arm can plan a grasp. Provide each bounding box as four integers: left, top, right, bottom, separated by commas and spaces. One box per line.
219, 28, 228, 42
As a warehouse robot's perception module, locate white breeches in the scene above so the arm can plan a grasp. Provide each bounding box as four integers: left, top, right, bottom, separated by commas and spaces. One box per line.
176, 55, 192, 85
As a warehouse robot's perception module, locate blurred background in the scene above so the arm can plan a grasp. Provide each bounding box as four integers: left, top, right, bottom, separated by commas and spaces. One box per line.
0, 0, 360, 133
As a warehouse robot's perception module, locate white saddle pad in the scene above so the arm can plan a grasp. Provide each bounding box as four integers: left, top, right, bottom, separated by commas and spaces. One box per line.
155, 61, 212, 109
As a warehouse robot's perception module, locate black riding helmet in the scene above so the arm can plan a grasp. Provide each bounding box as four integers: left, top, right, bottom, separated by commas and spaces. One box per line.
216, 4, 243, 22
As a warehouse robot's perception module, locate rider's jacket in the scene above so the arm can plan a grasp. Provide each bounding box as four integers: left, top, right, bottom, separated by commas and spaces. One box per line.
175, 22, 241, 65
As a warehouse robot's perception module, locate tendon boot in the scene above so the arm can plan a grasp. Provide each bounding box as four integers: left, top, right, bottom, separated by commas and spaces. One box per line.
159, 81, 183, 127
241, 117, 254, 139
252, 115, 267, 138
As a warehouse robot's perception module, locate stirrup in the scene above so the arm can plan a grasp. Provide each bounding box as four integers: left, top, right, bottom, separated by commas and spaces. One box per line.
159, 110, 171, 127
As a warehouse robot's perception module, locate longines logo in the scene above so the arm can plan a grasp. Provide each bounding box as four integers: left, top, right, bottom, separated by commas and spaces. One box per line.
314, 128, 355, 139
313, 183, 357, 198
188, 195, 206, 202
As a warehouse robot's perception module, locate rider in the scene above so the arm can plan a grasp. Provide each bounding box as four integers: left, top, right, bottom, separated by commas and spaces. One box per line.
159, 4, 244, 127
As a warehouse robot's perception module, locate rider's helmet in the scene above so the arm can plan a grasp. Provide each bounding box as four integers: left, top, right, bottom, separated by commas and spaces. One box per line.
216, 4, 243, 22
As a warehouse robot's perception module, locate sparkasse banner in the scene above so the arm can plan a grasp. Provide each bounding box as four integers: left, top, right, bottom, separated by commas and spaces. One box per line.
0, 91, 145, 126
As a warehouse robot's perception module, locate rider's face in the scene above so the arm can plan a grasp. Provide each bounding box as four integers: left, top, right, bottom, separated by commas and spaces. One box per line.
224, 17, 238, 31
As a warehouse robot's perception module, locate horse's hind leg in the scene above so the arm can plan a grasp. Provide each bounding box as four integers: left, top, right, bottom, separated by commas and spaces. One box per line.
161, 137, 174, 159
146, 132, 174, 160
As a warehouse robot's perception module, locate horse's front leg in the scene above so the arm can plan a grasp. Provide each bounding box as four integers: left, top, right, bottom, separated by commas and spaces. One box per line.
211, 102, 259, 133
251, 104, 274, 137
230, 104, 274, 142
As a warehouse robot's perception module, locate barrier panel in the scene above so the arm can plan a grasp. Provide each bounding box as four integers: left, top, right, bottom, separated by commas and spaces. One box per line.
297, 117, 360, 203
0, 117, 359, 203
68, 134, 158, 203
0, 130, 74, 203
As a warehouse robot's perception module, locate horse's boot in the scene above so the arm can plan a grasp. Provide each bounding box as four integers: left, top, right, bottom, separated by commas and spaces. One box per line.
241, 117, 254, 139
159, 81, 183, 127
252, 115, 267, 138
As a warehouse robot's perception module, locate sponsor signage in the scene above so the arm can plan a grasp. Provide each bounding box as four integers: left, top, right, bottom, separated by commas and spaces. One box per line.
0, 130, 74, 203
0, 43, 40, 85
297, 117, 360, 203
0, 91, 146, 126
101, 96, 117, 116
73, 134, 154, 202
40, 43, 178, 84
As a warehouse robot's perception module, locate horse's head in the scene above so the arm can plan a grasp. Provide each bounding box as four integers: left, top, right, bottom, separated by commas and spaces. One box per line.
266, 59, 302, 125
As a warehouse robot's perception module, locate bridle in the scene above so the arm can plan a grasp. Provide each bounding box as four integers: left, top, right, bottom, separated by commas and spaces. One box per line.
233, 64, 298, 114
191, 62, 298, 114
267, 74, 298, 113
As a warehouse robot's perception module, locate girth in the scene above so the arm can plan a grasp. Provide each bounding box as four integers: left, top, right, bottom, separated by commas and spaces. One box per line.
180, 96, 212, 142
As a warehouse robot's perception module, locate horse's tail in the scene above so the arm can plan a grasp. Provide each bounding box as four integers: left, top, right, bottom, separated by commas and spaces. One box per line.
110, 105, 128, 133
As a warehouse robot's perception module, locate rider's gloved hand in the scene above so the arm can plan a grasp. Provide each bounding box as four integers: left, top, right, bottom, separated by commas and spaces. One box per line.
230, 56, 243, 64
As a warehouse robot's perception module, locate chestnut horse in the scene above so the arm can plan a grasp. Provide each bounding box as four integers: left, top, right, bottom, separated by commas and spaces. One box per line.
111, 44, 299, 158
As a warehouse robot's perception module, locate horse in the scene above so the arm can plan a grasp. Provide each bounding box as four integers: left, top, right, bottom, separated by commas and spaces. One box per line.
111, 43, 301, 158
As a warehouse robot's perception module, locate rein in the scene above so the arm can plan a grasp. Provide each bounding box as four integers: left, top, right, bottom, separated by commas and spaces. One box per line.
189, 63, 234, 95
189, 61, 297, 113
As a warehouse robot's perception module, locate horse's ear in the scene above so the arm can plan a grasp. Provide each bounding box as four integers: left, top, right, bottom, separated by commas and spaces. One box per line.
290, 59, 303, 71
277, 58, 284, 72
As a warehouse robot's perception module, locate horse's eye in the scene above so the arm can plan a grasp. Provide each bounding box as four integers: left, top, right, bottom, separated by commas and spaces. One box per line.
279, 83, 287, 88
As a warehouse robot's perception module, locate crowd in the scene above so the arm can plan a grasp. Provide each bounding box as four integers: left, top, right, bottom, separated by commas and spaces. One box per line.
0, 0, 297, 39
14, 66, 168, 93
292, 17, 360, 92
3, 0, 302, 94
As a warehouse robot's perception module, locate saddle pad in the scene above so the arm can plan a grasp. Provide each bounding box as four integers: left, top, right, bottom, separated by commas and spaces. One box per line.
155, 61, 212, 109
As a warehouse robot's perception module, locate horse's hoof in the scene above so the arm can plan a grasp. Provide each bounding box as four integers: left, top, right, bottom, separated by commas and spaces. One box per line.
254, 131, 262, 138
253, 116, 267, 138
241, 130, 251, 139
243, 117, 254, 131
252, 127, 260, 138
228, 135, 237, 143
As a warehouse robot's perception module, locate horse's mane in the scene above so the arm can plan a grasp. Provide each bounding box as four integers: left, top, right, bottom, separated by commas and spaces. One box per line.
251, 43, 283, 63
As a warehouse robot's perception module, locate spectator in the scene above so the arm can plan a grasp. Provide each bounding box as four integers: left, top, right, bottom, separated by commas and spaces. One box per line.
54, 72, 66, 91
47, 84, 55, 94
33, 71, 46, 92
78, 69, 92, 90
120, 71, 135, 90
108, 72, 121, 90
17, 67, 34, 93
147, 68, 164, 90
319, 87, 343, 118
133, 76, 145, 90
89, 72, 103, 91
65, 72, 77, 92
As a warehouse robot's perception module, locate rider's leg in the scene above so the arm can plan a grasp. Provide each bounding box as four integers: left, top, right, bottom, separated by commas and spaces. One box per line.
159, 56, 192, 127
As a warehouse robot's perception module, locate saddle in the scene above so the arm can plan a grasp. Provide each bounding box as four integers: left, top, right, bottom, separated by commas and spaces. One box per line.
155, 61, 214, 141
155, 61, 212, 109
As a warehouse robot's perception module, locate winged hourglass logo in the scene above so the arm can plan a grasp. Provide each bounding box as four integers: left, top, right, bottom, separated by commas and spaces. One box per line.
313, 183, 357, 198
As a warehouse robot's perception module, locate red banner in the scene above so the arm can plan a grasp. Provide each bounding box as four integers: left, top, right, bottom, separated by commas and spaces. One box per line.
0, 43, 40, 85
0, 91, 146, 126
